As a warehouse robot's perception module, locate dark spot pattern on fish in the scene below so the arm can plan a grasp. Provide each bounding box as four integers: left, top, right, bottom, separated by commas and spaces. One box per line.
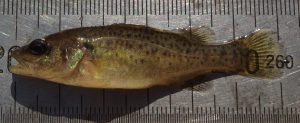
145, 50, 150, 55
138, 44, 143, 49
129, 55, 133, 59
83, 42, 94, 50
213, 48, 217, 53
220, 47, 227, 55
140, 59, 145, 64
126, 34, 132, 38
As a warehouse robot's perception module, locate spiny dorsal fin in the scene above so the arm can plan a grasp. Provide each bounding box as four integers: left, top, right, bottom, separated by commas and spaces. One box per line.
178, 26, 216, 45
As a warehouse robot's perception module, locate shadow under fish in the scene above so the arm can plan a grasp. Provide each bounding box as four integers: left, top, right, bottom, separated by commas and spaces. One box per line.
10, 73, 228, 122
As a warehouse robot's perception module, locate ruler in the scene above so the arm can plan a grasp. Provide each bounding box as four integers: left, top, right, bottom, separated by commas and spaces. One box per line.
0, 106, 300, 123
0, 0, 300, 122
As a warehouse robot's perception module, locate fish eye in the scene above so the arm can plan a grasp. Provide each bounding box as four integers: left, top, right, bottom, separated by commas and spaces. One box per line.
29, 39, 48, 55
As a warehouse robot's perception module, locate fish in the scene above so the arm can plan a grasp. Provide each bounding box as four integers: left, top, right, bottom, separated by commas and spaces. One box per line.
10, 24, 283, 89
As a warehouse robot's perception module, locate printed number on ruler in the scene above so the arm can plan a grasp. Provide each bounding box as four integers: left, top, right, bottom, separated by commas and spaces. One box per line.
266, 55, 294, 69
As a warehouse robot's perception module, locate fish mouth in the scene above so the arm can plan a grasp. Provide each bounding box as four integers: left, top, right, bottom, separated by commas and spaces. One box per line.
9, 47, 29, 74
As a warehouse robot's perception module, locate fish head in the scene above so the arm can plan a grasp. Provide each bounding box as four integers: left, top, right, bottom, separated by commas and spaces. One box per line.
10, 38, 82, 80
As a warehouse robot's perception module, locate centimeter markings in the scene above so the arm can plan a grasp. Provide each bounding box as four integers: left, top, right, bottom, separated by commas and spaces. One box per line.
0, 107, 300, 122
0, 0, 299, 17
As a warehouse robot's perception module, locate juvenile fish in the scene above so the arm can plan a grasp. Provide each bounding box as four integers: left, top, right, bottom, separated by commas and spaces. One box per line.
10, 24, 283, 89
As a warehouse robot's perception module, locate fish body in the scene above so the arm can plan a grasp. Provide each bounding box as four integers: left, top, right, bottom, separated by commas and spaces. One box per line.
10, 24, 283, 89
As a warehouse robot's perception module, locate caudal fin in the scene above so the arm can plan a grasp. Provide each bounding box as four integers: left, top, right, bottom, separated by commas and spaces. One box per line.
235, 29, 284, 79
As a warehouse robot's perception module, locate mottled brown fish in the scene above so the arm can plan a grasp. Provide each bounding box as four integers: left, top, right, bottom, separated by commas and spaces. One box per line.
10, 24, 283, 89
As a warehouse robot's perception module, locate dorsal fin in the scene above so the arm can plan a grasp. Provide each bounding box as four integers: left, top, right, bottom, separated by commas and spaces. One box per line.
178, 26, 217, 45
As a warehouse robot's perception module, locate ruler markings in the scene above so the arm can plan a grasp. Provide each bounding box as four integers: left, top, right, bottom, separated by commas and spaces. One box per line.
171, 0, 173, 15
296, 108, 300, 123
163, 0, 165, 15
28, 0, 31, 15
258, 0, 261, 15
146, 0, 148, 25
184, 0, 186, 15
25, 0, 27, 15
295, 0, 297, 15
29, 0, 31, 15
1, 0, 2, 15
168, 93, 171, 116
235, 82, 238, 113
193, 0, 195, 15
280, 82, 284, 113
146, 89, 150, 121
102, 89, 105, 116
236, 0, 238, 14
271, 0, 274, 15
267, 0, 270, 15
33, 0, 36, 15
85, 0, 87, 15
223, 0, 225, 15
111, 0, 113, 15
158, 0, 160, 15
227, 0, 229, 14
76, 0, 78, 15
94, 0, 95, 15
102, 0, 104, 25
280, 0, 282, 14
167, 0, 169, 26
58, 84, 62, 116
298, 0, 300, 27
36, 95, 39, 113
289, 0, 291, 15
20, 0, 23, 14
213, 95, 216, 114
263, 0, 265, 15
97, 0, 99, 15
124, 93, 128, 116
232, 0, 235, 38
123, 0, 126, 23
119, 0, 121, 15
293, 0, 295, 15
80, 95, 83, 117
219, 0, 221, 15
47, 0, 49, 15
64, 0, 66, 15
245, 0, 247, 15
142, 0, 144, 15
201, 0, 203, 14
150, 0, 152, 15
8, 0, 10, 15
284, 0, 286, 15
106, 0, 108, 15
206, 0, 208, 14
154, 0, 156, 15
114, 0, 118, 15
241, 0, 243, 15
210, 0, 213, 26
214, 0, 216, 14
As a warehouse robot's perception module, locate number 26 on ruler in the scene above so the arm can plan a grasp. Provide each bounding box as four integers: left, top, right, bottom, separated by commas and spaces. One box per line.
266, 55, 293, 69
